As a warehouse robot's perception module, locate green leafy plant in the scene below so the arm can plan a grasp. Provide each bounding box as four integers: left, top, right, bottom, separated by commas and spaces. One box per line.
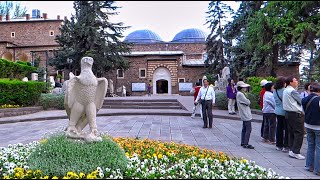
0, 79, 45, 106
215, 91, 228, 110
246, 76, 276, 96
37, 93, 65, 110
0, 59, 37, 80
27, 134, 128, 177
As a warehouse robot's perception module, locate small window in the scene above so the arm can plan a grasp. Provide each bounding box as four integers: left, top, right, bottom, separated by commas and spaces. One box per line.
178, 78, 185, 83
117, 69, 124, 79
139, 68, 146, 78
49, 31, 54, 36
11, 32, 15, 38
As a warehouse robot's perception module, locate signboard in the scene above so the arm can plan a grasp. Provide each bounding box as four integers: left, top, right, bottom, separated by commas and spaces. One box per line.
179, 82, 193, 91
132, 83, 146, 92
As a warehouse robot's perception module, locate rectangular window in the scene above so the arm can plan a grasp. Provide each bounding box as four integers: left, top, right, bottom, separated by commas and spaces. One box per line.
178, 78, 185, 83
117, 69, 124, 79
11, 32, 15, 38
49, 31, 54, 36
139, 68, 146, 78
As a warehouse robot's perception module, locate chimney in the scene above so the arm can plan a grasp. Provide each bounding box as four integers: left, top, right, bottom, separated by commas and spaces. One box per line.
43, 13, 47, 20
6, 14, 10, 21
57, 15, 60, 20
0, 15, 2, 21
26, 14, 30, 20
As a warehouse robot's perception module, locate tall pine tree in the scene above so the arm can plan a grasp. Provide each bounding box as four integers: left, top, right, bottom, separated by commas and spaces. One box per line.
205, 1, 233, 77
50, 1, 131, 77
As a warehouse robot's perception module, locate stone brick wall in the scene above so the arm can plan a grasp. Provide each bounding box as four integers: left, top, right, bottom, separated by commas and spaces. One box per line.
0, 20, 62, 46
256, 62, 300, 79
0, 106, 43, 118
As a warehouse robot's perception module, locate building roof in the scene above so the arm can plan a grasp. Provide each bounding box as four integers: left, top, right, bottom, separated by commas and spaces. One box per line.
124, 29, 163, 43
124, 51, 184, 56
182, 59, 206, 66
172, 28, 207, 43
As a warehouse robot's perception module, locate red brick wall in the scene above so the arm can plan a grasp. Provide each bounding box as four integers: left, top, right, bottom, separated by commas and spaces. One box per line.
256, 63, 300, 79
0, 20, 62, 46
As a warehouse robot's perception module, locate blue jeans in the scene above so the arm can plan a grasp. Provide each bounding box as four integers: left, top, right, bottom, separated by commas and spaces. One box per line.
306, 128, 320, 174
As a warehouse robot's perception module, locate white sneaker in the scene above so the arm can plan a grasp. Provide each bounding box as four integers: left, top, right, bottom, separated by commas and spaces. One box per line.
289, 151, 305, 160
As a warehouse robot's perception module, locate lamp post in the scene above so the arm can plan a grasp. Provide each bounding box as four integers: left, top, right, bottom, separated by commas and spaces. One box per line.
67, 58, 73, 78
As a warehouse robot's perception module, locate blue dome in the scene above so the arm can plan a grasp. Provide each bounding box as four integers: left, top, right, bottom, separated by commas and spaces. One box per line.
124, 29, 163, 43
172, 28, 207, 42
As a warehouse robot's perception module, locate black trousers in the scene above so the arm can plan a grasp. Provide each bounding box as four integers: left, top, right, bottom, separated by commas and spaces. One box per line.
285, 111, 304, 154
263, 113, 277, 142
261, 114, 265, 137
241, 121, 252, 145
202, 100, 213, 127
276, 115, 288, 148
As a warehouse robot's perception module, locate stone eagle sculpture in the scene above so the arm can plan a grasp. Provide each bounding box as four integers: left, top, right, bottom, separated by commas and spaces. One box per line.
64, 57, 108, 142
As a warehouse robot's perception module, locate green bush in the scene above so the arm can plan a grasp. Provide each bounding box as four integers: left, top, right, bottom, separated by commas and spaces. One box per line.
247, 92, 260, 109
0, 58, 37, 79
0, 79, 45, 106
215, 91, 228, 110
27, 133, 128, 177
37, 93, 65, 110
246, 76, 277, 96
16, 61, 32, 66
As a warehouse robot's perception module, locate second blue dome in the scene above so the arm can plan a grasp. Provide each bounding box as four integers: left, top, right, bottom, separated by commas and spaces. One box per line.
172, 28, 207, 42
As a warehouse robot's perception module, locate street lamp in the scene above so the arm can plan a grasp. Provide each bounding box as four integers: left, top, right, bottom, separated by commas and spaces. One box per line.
67, 58, 73, 78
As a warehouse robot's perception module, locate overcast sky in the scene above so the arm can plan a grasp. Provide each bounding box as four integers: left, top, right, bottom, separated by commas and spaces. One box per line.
18, 1, 240, 41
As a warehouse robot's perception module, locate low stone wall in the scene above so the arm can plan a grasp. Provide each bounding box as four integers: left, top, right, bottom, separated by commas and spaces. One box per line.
0, 106, 43, 118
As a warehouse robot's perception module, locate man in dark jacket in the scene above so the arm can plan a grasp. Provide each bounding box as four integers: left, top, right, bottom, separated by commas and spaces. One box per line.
302, 82, 320, 175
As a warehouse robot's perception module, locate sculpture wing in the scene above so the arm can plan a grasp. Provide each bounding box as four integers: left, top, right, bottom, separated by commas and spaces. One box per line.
95, 78, 108, 113
64, 74, 79, 120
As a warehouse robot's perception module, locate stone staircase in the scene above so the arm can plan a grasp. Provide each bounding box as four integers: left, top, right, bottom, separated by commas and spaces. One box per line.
102, 99, 185, 110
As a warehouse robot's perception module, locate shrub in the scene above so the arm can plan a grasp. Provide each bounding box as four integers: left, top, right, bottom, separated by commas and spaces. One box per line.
27, 134, 128, 177
37, 93, 65, 110
0, 59, 37, 79
215, 91, 228, 110
0, 79, 45, 106
246, 76, 276, 96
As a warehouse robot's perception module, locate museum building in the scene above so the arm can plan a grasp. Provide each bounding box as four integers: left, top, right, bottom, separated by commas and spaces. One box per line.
104, 28, 209, 96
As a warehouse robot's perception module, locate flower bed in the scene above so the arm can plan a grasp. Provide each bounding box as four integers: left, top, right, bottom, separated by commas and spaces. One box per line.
0, 135, 289, 179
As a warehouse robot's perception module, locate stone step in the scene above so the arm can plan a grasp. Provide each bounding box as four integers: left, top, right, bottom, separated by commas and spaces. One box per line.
102, 105, 183, 109
103, 102, 180, 106
104, 99, 178, 102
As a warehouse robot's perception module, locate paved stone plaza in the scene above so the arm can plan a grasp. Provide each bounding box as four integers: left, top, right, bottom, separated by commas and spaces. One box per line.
0, 115, 317, 179
0, 95, 318, 179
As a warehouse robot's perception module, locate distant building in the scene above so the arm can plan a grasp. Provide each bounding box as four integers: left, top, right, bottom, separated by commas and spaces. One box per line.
0, 12, 63, 77
103, 28, 209, 96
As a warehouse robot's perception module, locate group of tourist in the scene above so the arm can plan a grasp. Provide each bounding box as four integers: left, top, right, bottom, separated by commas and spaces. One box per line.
190, 76, 320, 176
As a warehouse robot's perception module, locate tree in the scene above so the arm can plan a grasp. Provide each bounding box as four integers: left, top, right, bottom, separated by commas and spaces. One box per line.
50, 1, 131, 77
204, 1, 234, 76
0, 1, 27, 18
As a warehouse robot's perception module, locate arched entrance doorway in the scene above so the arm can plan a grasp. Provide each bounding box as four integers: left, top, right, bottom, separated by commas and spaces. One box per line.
153, 67, 171, 95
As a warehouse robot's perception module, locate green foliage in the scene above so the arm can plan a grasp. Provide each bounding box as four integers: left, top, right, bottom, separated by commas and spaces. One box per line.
0, 58, 37, 79
0, 1, 27, 17
247, 92, 260, 110
205, 1, 234, 75
27, 133, 128, 177
0, 79, 45, 106
51, 1, 131, 76
214, 91, 228, 110
16, 61, 32, 66
246, 76, 277, 96
37, 93, 65, 110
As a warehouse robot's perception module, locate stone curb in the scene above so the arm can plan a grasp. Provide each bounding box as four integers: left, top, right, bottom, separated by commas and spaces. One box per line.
0, 111, 262, 125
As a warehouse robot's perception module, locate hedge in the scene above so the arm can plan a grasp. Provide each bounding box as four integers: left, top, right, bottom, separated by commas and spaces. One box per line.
246, 76, 277, 96
215, 91, 260, 110
0, 79, 45, 106
37, 93, 65, 110
0, 58, 37, 80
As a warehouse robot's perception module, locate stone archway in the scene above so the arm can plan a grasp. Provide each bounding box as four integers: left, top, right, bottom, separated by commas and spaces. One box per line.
17, 53, 28, 62
153, 67, 171, 95
2, 52, 13, 61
